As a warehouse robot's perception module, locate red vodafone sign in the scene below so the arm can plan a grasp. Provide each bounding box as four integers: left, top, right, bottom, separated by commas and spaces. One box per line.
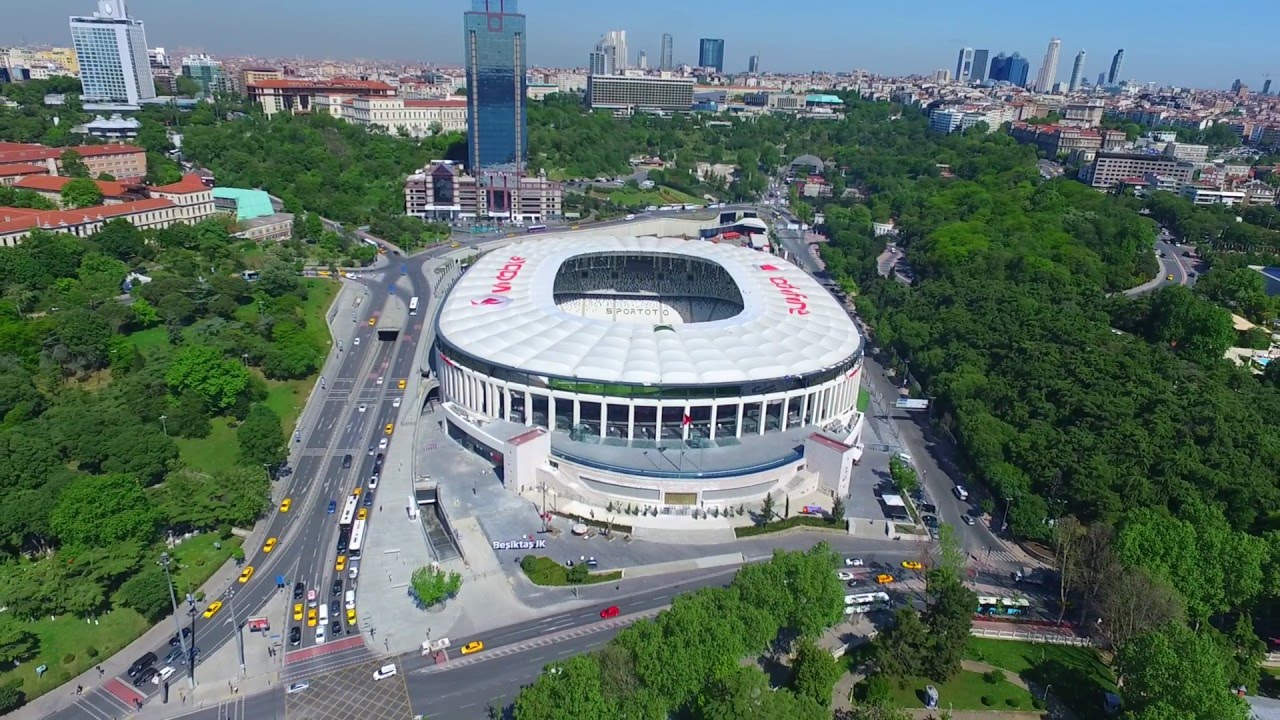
759, 263, 809, 316
490, 256, 527, 294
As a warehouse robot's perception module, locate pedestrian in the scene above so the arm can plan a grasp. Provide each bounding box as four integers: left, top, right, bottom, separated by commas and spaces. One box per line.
76, 685, 83, 695
379, 505, 382, 511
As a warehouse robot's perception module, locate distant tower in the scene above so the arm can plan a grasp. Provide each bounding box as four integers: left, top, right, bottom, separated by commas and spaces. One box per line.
971, 49, 989, 82
1068, 50, 1086, 92
1263, 77, 1272, 95
698, 38, 724, 72
660, 33, 673, 71
637, 50, 647, 70
748, 54, 759, 73
1008, 52, 1030, 87
1107, 48, 1124, 85
955, 47, 974, 82
1035, 37, 1061, 92
1096, 72, 1105, 87
70, 0, 157, 105
1231, 78, 1242, 92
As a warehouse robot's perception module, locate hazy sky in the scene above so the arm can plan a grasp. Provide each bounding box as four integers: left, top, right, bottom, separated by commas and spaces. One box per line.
6, 0, 1278, 89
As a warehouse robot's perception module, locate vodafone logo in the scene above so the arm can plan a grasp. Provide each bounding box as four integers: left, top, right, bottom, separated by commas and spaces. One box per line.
769, 276, 811, 316
470, 295, 512, 308
759, 264, 782, 272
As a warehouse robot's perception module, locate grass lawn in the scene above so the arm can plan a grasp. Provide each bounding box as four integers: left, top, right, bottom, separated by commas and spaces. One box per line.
965, 637, 1115, 714
0, 608, 152, 701
169, 532, 243, 599
886, 671, 1038, 712
857, 391, 871, 413
123, 326, 169, 352
520, 556, 622, 586
605, 185, 701, 208
735, 515, 844, 537
297, 278, 339, 344
175, 417, 239, 475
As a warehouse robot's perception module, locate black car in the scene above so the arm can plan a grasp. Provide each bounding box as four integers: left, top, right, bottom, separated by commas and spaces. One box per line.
330, 619, 343, 636
331, 580, 343, 596
342, 454, 353, 469
919, 502, 938, 514
127, 652, 158, 678
165, 647, 184, 665
168, 627, 192, 647
289, 626, 302, 646
375, 452, 384, 465
189, 647, 203, 663
293, 582, 305, 600
132, 667, 158, 687
336, 534, 349, 554
362, 491, 374, 507
329, 600, 340, 616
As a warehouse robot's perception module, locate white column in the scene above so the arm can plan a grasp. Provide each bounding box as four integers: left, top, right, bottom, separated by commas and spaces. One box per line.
736, 403, 745, 439
600, 402, 607, 439
572, 397, 580, 427
758, 399, 767, 435
655, 401, 664, 441
628, 402, 635, 441
709, 403, 718, 440
548, 394, 556, 431
780, 395, 790, 432
681, 403, 691, 442
800, 390, 810, 425
524, 389, 532, 425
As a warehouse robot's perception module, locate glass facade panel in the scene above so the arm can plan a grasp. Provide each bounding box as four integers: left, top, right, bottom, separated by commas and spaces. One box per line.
464, 0, 527, 172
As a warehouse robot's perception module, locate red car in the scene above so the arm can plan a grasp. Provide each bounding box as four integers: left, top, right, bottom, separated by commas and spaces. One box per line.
599, 605, 620, 619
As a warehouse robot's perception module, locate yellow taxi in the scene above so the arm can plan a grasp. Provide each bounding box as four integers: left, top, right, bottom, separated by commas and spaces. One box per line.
293, 603, 304, 621
279, 498, 292, 513
876, 574, 895, 585
238, 566, 254, 584
384, 423, 394, 435
263, 537, 278, 553
352, 487, 362, 497
570, 225, 580, 230
378, 246, 387, 254
398, 379, 406, 390
368, 317, 376, 326
901, 561, 924, 571
347, 608, 358, 626
307, 608, 318, 627
460, 640, 484, 655
335, 555, 347, 572
358, 508, 368, 521
450, 241, 461, 248
202, 600, 223, 619
1165, 273, 1174, 281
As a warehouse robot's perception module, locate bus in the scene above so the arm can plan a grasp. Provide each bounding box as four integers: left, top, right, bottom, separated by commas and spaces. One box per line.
409, 296, 419, 316
526, 224, 547, 234
348, 518, 367, 559
976, 596, 1031, 617
339, 495, 359, 527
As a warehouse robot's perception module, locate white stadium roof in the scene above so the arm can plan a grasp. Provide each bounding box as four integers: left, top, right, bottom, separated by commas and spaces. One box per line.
437, 236, 862, 386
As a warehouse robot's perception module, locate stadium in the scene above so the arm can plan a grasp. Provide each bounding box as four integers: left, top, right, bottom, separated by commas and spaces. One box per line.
433, 235, 866, 513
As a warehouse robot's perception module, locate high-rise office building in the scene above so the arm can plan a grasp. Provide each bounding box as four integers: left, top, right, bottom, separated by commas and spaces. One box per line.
698, 38, 724, 72
1264, 78, 1273, 95
69, 0, 156, 106
637, 50, 648, 70
1068, 50, 1086, 92
988, 53, 1009, 82
1107, 49, 1124, 85
1034, 37, 1061, 92
594, 30, 628, 74
660, 33, 673, 71
1097, 72, 1105, 87
181, 54, 224, 96
463, 0, 526, 173
588, 51, 609, 76
1231, 78, 1242, 93
971, 49, 989, 82
748, 54, 760, 74
1007, 53, 1030, 87
955, 47, 974, 82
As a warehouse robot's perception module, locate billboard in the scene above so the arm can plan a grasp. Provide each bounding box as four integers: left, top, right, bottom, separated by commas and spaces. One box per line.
895, 398, 930, 410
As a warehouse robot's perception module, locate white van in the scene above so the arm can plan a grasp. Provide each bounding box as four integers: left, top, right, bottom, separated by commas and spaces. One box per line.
953, 485, 969, 501
318, 603, 329, 625
345, 590, 356, 611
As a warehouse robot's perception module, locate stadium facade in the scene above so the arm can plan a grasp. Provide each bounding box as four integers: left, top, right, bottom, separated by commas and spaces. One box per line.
434, 236, 866, 512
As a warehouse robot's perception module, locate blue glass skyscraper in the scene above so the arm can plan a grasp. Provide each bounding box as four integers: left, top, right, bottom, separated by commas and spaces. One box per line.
464, 0, 526, 174
698, 38, 725, 73
1007, 53, 1030, 87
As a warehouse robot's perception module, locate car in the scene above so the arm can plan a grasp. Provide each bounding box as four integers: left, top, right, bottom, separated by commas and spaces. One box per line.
876, 574, 895, 584
923, 515, 940, 528
351, 487, 362, 496
293, 581, 305, 599
963, 515, 976, 526
152, 666, 176, 685
460, 640, 484, 655
845, 557, 864, 567
919, 502, 937, 514
168, 628, 192, 647
369, 474, 379, 489
188, 647, 203, 663
837, 571, 856, 580
384, 423, 394, 435
286, 680, 310, 694
1166, 273, 1174, 281
342, 454, 353, 469
133, 667, 158, 686
307, 608, 318, 627
368, 444, 375, 456
315, 625, 326, 644
847, 580, 865, 589
398, 379, 406, 390
349, 565, 359, 581
901, 561, 924, 571
307, 589, 318, 608
332, 578, 343, 596
331, 619, 343, 636
373, 663, 398, 681
327, 500, 337, 514
358, 508, 368, 520
202, 600, 223, 618
329, 600, 341, 616
392, 396, 402, 408
165, 647, 185, 665
895, 451, 913, 465
289, 626, 302, 646
279, 498, 292, 513
347, 608, 358, 626
354, 337, 360, 346
378, 437, 388, 450
263, 537, 277, 553
358, 403, 367, 413
293, 603, 304, 621
375, 452, 385, 465
368, 317, 376, 326
377, 376, 384, 385
335, 555, 347, 572
363, 491, 374, 507
127, 652, 158, 678
238, 566, 254, 583
600, 605, 621, 619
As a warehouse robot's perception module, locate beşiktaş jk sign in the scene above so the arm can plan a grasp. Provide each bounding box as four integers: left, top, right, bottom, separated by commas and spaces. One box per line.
492, 539, 547, 551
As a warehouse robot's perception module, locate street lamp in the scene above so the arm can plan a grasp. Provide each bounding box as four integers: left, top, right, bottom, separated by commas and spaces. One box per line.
158, 553, 194, 689
159, 415, 168, 437
185, 595, 197, 686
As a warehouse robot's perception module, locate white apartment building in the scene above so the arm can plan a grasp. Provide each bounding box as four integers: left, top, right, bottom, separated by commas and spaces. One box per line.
1081, 151, 1195, 191
314, 95, 467, 137
69, 0, 156, 106
929, 106, 1007, 134
1180, 185, 1245, 207
586, 74, 694, 112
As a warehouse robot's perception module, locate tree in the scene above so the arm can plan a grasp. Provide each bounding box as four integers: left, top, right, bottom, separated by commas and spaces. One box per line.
1116, 623, 1249, 720
257, 258, 300, 297
888, 456, 919, 495
760, 492, 775, 524
873, 608, 929, 680
1097, 565, 1184, 651
92, 218, 147, 262
920, 570, 977, 681
175, 75, 202, 97
831, 496, 845, 523
513, 655, 614, 720
695, 666, 826, 720
59, 149, 90, 178
165, 345, 252, 413
409, 565, 463, 607
113, 565, 171, 622
1052, 516, 1085, 623
60, 177, 103, 209
237, 403, 286, 467
930, 523, 966, 585
0, 615, 39, 665
41, 308, 113, 375
49, 473, 161, 551
791, 637, 841, 708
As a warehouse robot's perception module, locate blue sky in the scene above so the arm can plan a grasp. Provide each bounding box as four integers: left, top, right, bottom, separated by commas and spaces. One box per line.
8, 0, 1278, 89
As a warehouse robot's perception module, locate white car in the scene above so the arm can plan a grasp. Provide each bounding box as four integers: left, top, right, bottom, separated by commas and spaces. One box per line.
369, 473, 379, 489
963, 515, 976, 526
353, 337, 360, 347
845, 557, 864, 567
151, 666, 175, 685
895, 451, 913, 465
378, 437, 388, 450
377, 376, 384, 385
315, 625, 326, 644
392, 397, 401, 408
349, 565, 359, 580
287, 681, 310, 694
837, 571, 857, 580
373, 664, 398, 681
358, 404, 367, 413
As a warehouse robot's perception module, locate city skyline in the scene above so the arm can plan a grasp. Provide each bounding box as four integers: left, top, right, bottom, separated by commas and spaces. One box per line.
2, 0, 1277, 88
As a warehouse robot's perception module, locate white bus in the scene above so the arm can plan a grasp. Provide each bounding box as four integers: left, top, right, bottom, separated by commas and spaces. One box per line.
339, 495, 358, 526
409, 296, 419, 316
348, 518, 367, 559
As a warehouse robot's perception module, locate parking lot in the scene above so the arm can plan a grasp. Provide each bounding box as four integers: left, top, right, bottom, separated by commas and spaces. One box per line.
285, 659, 411, 720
